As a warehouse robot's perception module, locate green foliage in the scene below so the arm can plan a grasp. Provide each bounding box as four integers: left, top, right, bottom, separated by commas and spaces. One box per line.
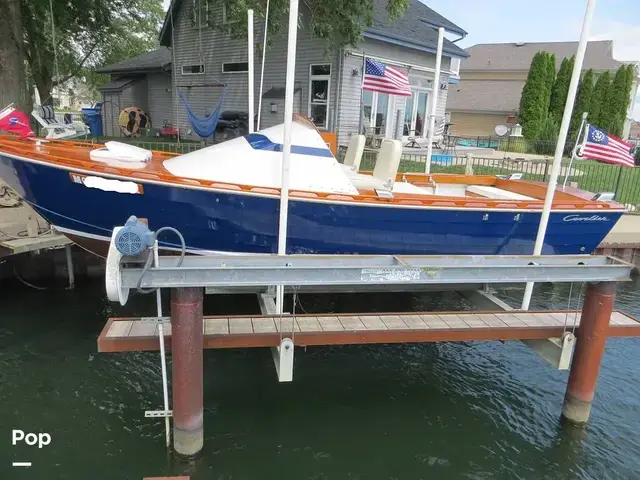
223, 0, 409, 51
602, 64, 637, 138
532, 114, 559, 155
589, 71, 612, 130
542, 53, 556, 114
519, 52, 552, 139
549, 56, 574, 125
20, 0, 163, 104
570, 68, 594, 139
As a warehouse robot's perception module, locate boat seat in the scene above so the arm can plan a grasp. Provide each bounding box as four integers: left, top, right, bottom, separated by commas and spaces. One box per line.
347, 139, 403, 191
342, 134, 365, 171
89, 141, 152, 169
466, 185, 535, 201
373, 140, 403, 187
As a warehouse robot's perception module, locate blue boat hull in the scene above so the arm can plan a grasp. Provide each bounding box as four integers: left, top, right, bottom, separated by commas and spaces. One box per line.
0, 153, 624, 255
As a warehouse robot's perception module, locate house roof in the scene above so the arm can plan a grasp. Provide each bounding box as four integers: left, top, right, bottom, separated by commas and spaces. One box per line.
447, 79, 524, 114
365, 0, 468, 58
97, 47, 172, 74
159, 0, 468, 58
462, 40, 624, 72
98, 77, 140, 93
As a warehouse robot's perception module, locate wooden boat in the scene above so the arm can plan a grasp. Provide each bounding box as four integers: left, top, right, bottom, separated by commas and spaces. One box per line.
0, 118, 625, 257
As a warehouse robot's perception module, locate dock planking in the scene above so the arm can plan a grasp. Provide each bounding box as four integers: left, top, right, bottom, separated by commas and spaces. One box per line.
98, 310, 640, 353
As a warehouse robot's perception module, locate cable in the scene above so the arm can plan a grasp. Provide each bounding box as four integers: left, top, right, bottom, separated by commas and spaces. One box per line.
0, 225, 53, 240
136, 226, 186, 294
13, 264, 47, 290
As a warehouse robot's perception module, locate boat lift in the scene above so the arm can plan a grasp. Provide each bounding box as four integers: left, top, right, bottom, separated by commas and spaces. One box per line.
101, 217, 637, 454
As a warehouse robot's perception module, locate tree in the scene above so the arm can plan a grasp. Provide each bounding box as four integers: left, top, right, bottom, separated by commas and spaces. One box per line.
519, 51, 552, 139
532, 113, 559, 155
589, 71, 611, 130
607, 65, 633, 136
223, 0, 409, 51
569, 68, 594, 140
18, 0, 163, 105
543, 53, 556, 114
0, 0, 29, 112
549, 56, 574, 125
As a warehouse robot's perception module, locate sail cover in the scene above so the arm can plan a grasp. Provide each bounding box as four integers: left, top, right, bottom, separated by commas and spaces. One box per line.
163, 119, 359, 195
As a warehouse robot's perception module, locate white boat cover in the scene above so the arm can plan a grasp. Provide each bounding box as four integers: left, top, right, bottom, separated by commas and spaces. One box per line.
90, 141, 152, 169
163, 119, 359, 195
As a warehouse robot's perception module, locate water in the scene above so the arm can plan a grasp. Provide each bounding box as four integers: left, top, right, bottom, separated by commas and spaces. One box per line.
1, 277, 640, 480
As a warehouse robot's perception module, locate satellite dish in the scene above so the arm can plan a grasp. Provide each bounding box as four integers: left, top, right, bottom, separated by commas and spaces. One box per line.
495, 125, 509, 137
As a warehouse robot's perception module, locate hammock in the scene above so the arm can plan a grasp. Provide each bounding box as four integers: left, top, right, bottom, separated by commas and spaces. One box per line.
177, 87, 226, 138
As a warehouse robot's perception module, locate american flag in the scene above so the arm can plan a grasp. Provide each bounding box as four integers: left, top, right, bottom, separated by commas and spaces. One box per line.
580, 124, 635, 167
362, 58, 412, 97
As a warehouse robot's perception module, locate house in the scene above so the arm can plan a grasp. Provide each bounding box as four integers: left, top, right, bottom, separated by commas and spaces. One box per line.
447, 40, 639, 138
96, 48, 172, 136
97, 0, 468, 145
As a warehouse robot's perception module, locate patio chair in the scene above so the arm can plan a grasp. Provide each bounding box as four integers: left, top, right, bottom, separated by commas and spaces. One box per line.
32, 104, 88, 139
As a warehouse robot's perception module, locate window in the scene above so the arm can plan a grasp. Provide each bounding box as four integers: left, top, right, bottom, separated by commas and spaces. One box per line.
222, 62, 249, 73
222, 3, 238, 24
182, 64, 205, 75
190, 0, 213, 27
450, 58, 461, 77
308, 63, 331, 129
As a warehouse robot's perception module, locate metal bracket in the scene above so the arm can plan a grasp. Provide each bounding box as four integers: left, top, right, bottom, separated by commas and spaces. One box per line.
144, 410, 173, 418
521, 332, 575, 370
272, 338, 294, 382
258, 292, 295, 382
462, 289, 577, 370
140, 316, 171, 324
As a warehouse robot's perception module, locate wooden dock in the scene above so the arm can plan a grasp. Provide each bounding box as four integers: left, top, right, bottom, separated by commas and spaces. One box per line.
98, 310, 640, 353
0, 189, 71, 258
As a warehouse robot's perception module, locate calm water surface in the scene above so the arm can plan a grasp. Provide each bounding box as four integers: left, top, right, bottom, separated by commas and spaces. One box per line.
1, 277, 639, 479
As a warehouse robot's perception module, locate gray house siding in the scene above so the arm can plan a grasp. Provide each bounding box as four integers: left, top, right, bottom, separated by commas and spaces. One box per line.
337, 38, 451, 146
171, 2, 339, 138
147, 73, 174, 129
101, 77, 150, 136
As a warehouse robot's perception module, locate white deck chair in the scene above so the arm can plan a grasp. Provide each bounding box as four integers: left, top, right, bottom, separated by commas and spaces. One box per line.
347, 139, 403, 191
32, 105, 87, 139
429, 117, 446, 149
342, 134, 366, 172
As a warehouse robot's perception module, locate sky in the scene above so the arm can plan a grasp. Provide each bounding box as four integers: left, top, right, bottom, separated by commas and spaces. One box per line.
422, 0, 640, 119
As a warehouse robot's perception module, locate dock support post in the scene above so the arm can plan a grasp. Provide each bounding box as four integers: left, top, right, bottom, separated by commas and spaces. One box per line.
171, 287, 204, 455
562, 281, 616, 425
65, 245, 75, 289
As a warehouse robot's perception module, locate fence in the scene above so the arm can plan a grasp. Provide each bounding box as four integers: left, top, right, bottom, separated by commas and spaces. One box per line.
340, 149, 640, 208
451, 134, 575, 157
91, 138, 202, 155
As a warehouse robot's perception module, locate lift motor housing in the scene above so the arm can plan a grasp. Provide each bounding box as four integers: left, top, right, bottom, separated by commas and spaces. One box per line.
114, 216, 154, 256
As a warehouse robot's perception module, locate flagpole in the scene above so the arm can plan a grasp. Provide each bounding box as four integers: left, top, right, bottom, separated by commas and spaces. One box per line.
275, 0, 299, 315
521, 0, 596, 310
358, 54, 366, 136
425, 27, 444, 174
256, 0, 270, 130
563, 112, 588, 188
248, 9, 255, 133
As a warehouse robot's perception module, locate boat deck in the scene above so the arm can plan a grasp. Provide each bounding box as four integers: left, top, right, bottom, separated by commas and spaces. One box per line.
97, 310, 640, 353
0, 135, 622, 211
